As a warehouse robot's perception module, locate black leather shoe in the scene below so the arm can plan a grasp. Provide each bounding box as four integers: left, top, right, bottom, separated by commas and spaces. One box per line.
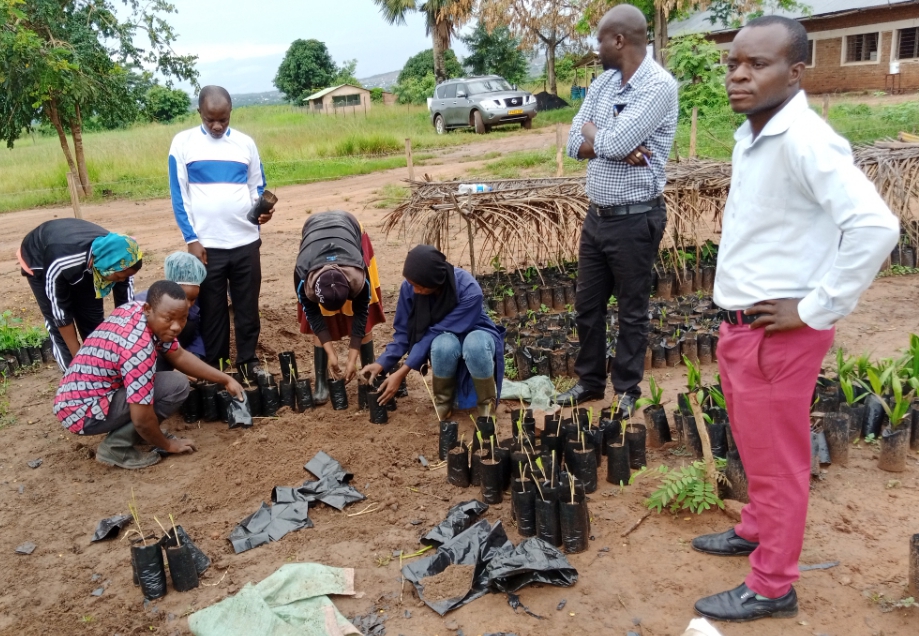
692, 528, 759, 556
556, 384, 605, 406
695, 583, 798, 622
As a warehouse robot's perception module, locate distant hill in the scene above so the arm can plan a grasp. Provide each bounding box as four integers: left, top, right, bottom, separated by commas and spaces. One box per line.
232, 90, 287, 107
359, 70, 400, 90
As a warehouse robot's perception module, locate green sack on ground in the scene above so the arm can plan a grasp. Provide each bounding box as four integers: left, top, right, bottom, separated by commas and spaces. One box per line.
189, 563, 360, 636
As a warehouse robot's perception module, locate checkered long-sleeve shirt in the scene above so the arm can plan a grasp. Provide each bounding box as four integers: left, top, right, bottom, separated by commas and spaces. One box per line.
567, 55, 679, 206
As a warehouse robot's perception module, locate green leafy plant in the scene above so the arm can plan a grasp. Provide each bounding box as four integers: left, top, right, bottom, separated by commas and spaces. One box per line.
539, 303, 550, 314
665, 34, 729, 119
631, 459, 728, 514
504, 354, 518, 380
636, 375, 663, 409
683, 355, 702, 392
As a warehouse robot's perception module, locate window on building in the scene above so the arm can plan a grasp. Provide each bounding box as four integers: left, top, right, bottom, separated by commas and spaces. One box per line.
806, 39, 815, 67
332, 93, 362, 107
898, 27, 919, 60
845, 32, 879, 63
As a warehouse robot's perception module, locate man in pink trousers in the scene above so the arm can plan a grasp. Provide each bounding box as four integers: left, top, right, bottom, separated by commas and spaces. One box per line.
691, 15, 899, 623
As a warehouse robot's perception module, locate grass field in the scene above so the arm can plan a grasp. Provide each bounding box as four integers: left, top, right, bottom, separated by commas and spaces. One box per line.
0, 104, 535, 213
1, 95, 916, 213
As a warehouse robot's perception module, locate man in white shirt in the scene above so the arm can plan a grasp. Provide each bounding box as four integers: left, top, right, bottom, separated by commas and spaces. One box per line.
691, 16, 899, 622
168, 85, 274, 377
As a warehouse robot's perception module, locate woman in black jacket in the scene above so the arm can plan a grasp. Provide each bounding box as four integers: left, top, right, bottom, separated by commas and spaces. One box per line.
19, 218, 143, 371
294, 210, 385, 404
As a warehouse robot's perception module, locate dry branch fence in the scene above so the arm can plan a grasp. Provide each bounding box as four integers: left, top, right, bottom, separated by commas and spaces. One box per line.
382, 145, 919, 273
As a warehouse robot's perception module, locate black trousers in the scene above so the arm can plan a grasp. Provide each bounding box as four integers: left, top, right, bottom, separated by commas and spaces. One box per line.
26, 272, 104, 372
573, 204, 667, 397
198, 239, 262, 368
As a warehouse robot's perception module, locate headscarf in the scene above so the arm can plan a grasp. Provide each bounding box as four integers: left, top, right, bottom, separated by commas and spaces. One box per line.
90, 233, 142, 298
164, 251, 207, 286
402, 245, 458, 350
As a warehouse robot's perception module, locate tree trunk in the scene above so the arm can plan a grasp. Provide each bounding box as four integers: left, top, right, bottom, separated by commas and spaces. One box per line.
69, 103, 92, 198
46, 100, 81, 194
432, 19, 452, 84
654, 5, 669, 66
546, 39, 558, 96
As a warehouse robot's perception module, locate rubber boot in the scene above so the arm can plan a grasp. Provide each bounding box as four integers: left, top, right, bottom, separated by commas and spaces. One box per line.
360, 340, 376, 368
433, 375, 456, 421
313, 346, 330, 405
471, 376, 498, 419
95, 423, 161, 470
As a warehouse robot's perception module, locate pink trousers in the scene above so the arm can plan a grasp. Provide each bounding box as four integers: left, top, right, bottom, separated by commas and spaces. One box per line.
717, 321, 834, 598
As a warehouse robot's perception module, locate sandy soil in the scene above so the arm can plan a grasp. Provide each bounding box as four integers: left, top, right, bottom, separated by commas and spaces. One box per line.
1, 127, 918, 636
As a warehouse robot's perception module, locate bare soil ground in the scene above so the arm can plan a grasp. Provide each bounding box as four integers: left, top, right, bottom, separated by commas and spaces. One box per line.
1, 128, 918, 636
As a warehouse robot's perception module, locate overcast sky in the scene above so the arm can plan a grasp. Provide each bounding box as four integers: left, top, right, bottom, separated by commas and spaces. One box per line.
165, 0, 472, 94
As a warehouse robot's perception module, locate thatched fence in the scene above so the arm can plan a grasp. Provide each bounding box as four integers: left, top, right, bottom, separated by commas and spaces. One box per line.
383, 145, 919, 273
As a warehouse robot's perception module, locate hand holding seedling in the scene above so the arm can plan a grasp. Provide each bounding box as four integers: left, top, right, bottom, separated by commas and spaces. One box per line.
344, 348, 360, 384
377, 365, 411, 405
187, 241, 207, 266
746, 298, 806, 334
360, 362, 383, 386
257, 206, 275, 225
324, 343, 343, 380
224, 377, 244, 400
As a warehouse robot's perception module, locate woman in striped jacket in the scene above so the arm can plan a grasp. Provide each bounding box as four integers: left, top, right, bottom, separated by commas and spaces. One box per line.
18, 218, 143, 371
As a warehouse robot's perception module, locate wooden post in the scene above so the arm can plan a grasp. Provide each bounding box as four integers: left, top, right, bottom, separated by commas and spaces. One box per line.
555, 123, 564, 177
465, 215, 477, 277
405, 138, 415, 181
822, 94, 830, 121
66, 172, 83, 219
689, 107, 698, 159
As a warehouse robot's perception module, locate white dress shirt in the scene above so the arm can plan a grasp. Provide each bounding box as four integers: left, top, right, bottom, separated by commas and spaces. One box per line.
714, 91, 900, 330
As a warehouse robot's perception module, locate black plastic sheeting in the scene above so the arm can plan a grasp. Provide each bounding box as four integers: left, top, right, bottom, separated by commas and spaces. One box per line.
91, 514, 133, 542
421, 500, 489, 546
228, 501, 313, 554
158, 525, 210, 575
228, 452, 364, 553
403, 519, 577, 615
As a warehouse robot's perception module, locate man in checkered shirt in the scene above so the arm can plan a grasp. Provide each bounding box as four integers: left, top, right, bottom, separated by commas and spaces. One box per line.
557, 4, 678, 413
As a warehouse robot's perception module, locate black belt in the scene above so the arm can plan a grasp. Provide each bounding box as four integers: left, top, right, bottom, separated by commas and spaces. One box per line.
723, 310, 762, 325
590, 196, 664, 217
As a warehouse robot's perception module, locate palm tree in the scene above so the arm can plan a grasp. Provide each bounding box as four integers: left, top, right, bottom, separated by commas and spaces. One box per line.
373, 0, 475, 84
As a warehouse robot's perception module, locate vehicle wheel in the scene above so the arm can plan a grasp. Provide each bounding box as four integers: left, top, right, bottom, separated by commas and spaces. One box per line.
521, 117, 533, 130
434, 115, 446, 135
473, 110, 487, 134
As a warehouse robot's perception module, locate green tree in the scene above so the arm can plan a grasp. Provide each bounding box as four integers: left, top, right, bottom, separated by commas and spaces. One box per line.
665, 33, 728, 118
461, 24, 529, 84
142, 85, 191, 122
334, 59, 362, 87
398, 48, 463, 84
274, 39, 338, 102
369, 87, 384, 103
393, 73, 436, 104
372, 0, 474, 84
0, 0, 198, 196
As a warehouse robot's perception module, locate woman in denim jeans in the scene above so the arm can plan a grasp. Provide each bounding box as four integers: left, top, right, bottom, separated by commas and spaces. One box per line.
361, 245, 505, 419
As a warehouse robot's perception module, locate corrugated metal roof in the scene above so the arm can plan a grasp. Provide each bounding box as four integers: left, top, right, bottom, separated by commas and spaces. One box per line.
302, 84, 368, 102
669, 0, 916, 37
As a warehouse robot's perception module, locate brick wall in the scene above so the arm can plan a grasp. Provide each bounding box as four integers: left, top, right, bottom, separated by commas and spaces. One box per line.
708, 2, 919, 93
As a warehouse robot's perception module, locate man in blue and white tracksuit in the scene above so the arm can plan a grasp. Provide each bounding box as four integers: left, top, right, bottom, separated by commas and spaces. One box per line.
168, 85, 274, 377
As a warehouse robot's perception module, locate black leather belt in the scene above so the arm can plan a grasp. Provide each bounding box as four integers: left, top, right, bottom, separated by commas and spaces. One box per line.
590, 196, 664, 217
723, 310, 762, 325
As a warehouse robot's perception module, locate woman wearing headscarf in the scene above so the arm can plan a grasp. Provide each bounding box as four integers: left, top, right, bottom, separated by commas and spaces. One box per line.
134, 251, 208, 367
19, 218, 143, 371
362, 245, 505, 419
295, 210, 385, 404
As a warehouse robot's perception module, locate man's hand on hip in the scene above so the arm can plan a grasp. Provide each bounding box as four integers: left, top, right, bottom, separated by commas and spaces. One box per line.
188, 242, 207, 266
747, 299, 806, 334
